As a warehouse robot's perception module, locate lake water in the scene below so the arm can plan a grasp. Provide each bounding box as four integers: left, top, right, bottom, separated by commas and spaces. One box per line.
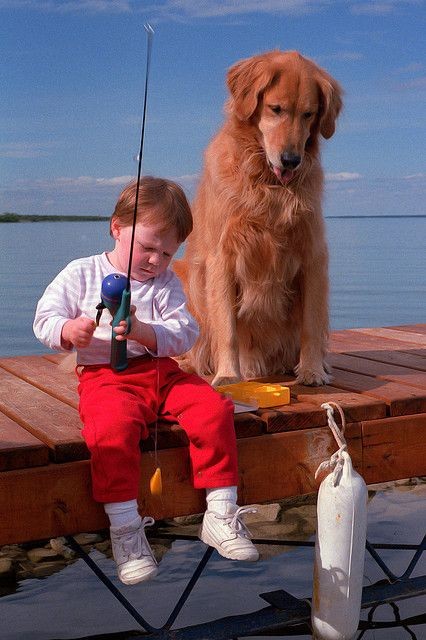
0, 216, 425, 639
0, 215, 424, 358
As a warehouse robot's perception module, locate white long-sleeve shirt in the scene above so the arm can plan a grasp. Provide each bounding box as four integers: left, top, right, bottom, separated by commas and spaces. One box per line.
33, 252, 199, 365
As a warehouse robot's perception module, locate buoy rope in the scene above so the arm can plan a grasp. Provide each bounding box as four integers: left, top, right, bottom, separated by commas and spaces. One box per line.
315, 401, 348, 485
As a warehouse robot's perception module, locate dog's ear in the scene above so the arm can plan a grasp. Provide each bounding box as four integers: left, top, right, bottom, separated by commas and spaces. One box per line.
227, 54, 276, 121
317, 72, 343, 139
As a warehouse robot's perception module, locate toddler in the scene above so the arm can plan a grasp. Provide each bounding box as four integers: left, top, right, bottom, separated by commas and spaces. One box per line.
34, 176, 258, 585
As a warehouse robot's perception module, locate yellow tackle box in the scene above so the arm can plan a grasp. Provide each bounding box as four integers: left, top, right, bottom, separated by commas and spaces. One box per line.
216, 381, 290, 408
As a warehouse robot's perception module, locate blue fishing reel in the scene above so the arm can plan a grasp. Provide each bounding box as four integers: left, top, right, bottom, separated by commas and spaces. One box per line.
96, 273, 131, 372
101, 273, 127, 315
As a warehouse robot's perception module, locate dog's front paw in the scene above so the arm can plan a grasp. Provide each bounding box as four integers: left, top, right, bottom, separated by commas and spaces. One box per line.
294, 362, 332, 386
211, 374, 241, 387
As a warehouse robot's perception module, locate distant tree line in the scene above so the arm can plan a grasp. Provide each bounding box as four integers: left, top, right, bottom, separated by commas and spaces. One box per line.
0, 213, 109, 222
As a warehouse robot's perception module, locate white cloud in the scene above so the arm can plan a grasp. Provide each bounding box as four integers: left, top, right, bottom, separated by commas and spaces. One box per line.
93, 175, 135, 185
7, 173, 198, 197
0, 142, 55, 158
395, 62, 425, 74
0, 0, 331, 17
404, 173, 426, 180
2, 0, 423, 19
31, 175, 134, 188
0, 172, 200, 215
393, 77, 426, 91
161, 0, 419, 21
326, 172, 362, 182
154, 0, 328, 18
350, 1, 422, 15
171, 173, 199, 196
320, 51, 364, 62
0, 0, 131, 12
350, 2, 396, 14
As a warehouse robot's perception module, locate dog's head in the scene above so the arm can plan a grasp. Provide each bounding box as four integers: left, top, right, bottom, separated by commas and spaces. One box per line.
227, 50, 343, 184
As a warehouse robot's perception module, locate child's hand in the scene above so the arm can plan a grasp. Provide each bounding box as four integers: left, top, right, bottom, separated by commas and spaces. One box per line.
61, 317, 96, 349
113, 305, 139, 341
113, 305, 157, 352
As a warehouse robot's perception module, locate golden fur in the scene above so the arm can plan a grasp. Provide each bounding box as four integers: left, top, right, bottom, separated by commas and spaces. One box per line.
174, 50, 342, 386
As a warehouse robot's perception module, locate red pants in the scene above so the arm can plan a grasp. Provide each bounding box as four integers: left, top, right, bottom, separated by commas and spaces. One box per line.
77, 356, 238, 503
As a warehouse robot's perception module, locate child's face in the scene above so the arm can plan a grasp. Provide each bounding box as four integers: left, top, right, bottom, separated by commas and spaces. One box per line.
110, 217, 181, 282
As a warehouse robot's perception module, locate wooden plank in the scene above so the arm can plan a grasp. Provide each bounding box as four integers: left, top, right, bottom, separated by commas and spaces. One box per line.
331, 333, 426, 370
245, 376, 331, 432
258, 399, 327, 434
0, 355, 79, 408
341, 350, 426, 372
329, 353, 426, 390
0, 461, 107, 545
234, 412, 265, 438
387, 324, 426, 335
0, 412, 49, 471
141, 412, 264, 451
236, 422, 362, 504
0, 368, 87, 463
137, 447, 206, 520
352, 326, 426, 346
363, 413, 426, 485
330, 329, 426, 359
0, 424, 362, 545
344, 328, 426, 358
289, 383, 387, 423
0, 448, 209, 545
227, 373, 383, 430
142, 421, 189, 451
0, 356, 263, 450
329, 368, 426, 417
42, 353, 71, 365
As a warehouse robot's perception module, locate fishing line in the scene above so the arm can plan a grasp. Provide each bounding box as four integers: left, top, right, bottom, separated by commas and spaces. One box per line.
149, 356, 164, 498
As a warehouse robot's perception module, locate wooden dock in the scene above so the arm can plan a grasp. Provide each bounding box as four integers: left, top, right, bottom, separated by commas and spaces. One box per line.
0, 324, 425, 546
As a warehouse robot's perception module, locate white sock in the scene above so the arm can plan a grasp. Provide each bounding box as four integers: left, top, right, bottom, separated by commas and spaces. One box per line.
104, 499, 139, 528
206, 486, 238, 515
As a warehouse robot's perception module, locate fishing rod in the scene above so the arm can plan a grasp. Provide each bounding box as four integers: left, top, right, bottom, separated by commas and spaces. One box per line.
97, 23, 154, 372
97, 24, 162, 497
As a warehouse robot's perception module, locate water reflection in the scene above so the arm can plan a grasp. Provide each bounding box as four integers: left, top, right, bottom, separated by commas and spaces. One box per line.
0, 478, 425, 639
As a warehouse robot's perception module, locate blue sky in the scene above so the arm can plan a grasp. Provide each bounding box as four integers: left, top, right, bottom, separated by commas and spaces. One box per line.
1, 0, 425, 218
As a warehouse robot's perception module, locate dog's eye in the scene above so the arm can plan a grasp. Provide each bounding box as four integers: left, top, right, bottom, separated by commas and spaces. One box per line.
303, 111, 314, 119
270, 105, 282, 115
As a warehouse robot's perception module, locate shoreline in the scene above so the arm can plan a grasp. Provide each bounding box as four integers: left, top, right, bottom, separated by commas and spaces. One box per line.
1, 213, 425, 224
0, 214, 109, 223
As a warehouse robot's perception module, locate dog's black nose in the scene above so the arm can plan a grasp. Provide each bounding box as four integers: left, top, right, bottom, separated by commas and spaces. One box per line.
280, 153, 301, 170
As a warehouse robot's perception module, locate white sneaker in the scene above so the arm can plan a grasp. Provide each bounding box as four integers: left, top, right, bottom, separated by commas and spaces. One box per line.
199, 505, 259, 561
110, 516, 158, 585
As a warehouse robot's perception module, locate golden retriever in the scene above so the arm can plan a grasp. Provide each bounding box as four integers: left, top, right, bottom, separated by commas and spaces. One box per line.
174, 50, 342, 386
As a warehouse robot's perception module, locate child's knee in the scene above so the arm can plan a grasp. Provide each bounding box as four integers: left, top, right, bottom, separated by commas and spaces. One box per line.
207, 392, 234, 422
82, 409, 148, 454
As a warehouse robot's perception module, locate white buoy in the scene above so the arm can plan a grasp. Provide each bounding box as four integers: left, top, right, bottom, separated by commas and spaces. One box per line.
311, 403, 368, 640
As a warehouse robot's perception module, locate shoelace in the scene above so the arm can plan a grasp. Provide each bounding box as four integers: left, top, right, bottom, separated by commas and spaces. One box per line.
218, 506, 257, 538
117, 516, 156, 560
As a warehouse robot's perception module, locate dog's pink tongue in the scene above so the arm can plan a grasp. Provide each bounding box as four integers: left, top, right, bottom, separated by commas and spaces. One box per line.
273, 166, 294, 185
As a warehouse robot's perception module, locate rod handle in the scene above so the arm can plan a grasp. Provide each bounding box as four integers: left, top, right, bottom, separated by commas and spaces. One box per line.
111, 289, 131, 371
